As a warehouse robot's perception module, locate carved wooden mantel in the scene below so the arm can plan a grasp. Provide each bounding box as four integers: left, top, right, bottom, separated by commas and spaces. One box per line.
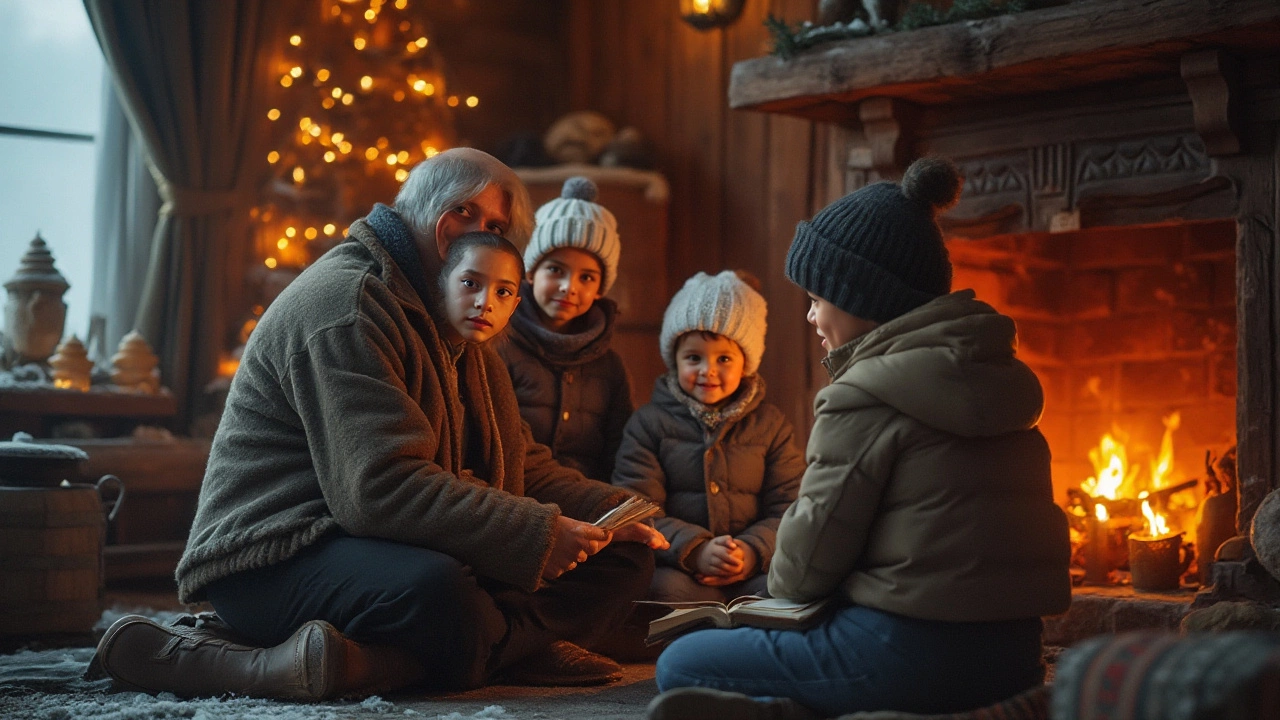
729, 0, 1280, 536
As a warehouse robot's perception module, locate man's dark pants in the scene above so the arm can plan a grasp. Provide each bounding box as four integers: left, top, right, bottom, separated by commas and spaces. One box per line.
204, 533, 654, 689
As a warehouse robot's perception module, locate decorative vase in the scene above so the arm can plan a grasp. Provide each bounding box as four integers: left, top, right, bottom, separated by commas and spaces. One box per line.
50, 335, 93, 392
3, 233, 69, 366
110, 331, 161, 394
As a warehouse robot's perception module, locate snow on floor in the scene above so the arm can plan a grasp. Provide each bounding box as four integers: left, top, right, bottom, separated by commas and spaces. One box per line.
0, 605, 655, 719
0, 605, 510, 719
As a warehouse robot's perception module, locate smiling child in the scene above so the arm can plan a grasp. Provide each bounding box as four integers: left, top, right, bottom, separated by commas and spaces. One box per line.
612, 270, 804, 603
498, 176, 633, 482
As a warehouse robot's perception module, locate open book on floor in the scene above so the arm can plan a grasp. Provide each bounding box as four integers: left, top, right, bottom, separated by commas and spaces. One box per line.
636, 595, 836, 645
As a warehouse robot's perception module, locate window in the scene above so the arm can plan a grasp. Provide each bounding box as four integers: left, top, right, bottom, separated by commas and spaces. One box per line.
0, 0, 105, 345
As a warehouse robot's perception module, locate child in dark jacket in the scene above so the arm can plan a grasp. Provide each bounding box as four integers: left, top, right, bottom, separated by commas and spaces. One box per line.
613, 270, 804, 603
498, 177, 632, 482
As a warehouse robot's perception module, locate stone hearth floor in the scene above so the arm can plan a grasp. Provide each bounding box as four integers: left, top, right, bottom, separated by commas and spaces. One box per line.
1044, 583, 1197, 646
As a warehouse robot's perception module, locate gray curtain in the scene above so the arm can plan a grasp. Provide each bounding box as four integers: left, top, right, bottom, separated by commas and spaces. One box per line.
91, 77, 160, 359
83, 0, 292, 425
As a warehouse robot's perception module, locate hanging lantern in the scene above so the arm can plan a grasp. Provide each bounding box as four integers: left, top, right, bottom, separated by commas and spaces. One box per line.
679, 0, 745, 30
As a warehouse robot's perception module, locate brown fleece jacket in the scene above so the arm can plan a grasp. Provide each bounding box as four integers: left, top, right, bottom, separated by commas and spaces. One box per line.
175, 209, 628, 602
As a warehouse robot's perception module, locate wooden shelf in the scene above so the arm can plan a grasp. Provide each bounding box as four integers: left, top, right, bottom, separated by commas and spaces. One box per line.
0, 386, 177, 439
0, 386, 175, 418
728, 0, 1280, 123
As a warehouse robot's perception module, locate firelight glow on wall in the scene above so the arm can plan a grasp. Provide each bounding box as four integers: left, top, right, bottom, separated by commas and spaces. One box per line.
680, 0, 745, 30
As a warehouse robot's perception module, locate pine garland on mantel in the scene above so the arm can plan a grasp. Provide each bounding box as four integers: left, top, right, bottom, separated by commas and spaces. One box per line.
767, 0, 1054, 60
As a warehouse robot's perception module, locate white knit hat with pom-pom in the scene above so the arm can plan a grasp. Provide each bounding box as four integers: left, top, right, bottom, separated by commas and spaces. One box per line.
660, 270, 768, 377
524, 176, 621, 294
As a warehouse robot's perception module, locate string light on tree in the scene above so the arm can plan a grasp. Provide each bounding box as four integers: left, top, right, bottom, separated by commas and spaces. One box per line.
252, 0, 480, 273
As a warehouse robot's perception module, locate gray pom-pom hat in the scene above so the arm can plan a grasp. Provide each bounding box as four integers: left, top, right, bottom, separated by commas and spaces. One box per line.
660, 270, 768, 377
524, 176, 621, 294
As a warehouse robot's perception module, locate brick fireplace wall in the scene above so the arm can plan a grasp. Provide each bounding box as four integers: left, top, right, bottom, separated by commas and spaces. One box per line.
948, 219, 1238, 504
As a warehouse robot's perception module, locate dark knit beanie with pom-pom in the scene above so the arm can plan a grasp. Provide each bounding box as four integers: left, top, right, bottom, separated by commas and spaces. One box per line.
785, 156, 963, 323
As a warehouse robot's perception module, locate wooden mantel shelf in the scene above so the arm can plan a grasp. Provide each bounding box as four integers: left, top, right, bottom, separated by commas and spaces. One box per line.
728, 0, 1280, 124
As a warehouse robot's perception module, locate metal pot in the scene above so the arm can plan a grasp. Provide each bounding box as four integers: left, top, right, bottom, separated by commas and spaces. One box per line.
0, 432, 124, 636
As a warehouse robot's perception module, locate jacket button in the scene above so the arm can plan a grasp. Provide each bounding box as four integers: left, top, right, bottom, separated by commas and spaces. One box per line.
709, 482, 720, 495
562, 411, 570, 421
564, 373, 574, 384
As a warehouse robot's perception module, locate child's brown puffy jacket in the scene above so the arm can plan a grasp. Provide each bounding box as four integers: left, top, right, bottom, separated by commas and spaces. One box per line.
613, 375, 805, 573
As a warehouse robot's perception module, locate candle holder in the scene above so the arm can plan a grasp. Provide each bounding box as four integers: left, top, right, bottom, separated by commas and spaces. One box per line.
1128, 532, 1194, 592
1084, 515, 1141, 584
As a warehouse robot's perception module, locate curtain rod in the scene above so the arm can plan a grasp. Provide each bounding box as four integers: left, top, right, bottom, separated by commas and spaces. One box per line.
0, 124, 94, 143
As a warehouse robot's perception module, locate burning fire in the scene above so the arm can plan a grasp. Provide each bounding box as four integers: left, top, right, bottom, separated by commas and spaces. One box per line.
1080, 430, 1140, 500
1069, 411, 1200, 583
1141, 498, 1171, 538
1080, 412, 1184, 502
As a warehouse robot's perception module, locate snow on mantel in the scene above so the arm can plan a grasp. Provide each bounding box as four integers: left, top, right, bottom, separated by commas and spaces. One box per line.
728, 0, 1280, 124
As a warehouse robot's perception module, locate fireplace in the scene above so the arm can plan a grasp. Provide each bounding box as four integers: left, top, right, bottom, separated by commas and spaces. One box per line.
948, 218, 1237, 586
728, 0, 1280, 605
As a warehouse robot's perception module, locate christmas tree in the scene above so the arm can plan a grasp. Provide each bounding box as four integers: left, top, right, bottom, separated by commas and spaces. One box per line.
253, 0, 477, 271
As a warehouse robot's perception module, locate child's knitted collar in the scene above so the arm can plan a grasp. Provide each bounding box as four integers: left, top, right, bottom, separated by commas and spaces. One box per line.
663, 373, 764, 433
507, 282, 617, 368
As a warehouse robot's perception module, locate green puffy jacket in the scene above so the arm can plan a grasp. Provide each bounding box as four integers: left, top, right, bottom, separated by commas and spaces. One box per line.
768, 290, 1072, 622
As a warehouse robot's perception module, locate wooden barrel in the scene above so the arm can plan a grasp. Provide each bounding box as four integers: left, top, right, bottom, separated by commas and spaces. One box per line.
0, 484, 104, 635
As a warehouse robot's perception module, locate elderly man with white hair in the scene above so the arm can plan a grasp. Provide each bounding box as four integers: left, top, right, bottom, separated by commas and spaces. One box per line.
90, 148, 666, 700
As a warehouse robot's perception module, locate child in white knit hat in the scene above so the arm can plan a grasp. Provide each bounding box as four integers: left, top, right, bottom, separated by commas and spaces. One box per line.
612, 270, 804, 603
498, 176, 633, 483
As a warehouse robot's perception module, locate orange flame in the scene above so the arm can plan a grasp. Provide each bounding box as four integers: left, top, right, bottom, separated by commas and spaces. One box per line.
1141, 499, 1171, 538
1081, 431, 1139, 500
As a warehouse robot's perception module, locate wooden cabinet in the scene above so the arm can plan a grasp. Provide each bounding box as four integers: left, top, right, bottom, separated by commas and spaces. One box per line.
515, 164, 671, 404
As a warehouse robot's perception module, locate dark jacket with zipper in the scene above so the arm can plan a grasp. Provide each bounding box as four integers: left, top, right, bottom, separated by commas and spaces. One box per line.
497, 284, 633, 482
612, 374, 804, 573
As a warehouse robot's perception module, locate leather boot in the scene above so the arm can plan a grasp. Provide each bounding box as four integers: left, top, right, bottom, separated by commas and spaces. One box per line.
497, 640, 624, 686
92, 613, 425, 700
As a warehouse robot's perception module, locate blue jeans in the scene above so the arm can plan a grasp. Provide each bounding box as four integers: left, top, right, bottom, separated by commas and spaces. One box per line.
655, 604, 1044, 717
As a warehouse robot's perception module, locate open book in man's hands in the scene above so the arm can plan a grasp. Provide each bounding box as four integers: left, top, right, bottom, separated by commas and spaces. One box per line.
636, 595, 836, 645
593, 495, 661, 532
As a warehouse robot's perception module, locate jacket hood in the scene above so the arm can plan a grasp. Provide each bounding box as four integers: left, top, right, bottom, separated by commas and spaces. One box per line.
825, 290, 1044, 437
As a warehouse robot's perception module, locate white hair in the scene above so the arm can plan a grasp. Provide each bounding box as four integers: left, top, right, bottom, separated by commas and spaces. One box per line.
393, 147, 533, 247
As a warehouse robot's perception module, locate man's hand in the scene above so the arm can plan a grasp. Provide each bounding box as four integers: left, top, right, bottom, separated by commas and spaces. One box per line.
696, 540, 758, 586
611, 522, 669, 550
543, 516, 610, 582
694, 535, 745, 578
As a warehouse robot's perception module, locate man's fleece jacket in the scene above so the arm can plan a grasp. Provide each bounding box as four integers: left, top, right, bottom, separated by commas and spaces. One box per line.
769, 290, 1071, 622
175, 207, 628, 602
